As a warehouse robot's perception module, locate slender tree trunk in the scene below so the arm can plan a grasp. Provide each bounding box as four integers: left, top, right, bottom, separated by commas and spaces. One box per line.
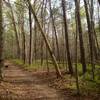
21, 14, 26, 64
97, 3, 100, 32
46, 21, 50, 73
44, 0, 49, 73
74, 0, 87, 74
62, 0, 73, 74
90, 0, 95, 79
98, 0, 100, 5
0, 0, 3, 80
75, 9, 80, 95
34, 22, 37, 63
22, 25, 26, 64
48, 0, 60, 62
29, 5, 32, 65
19, 1, 26, 64
90, 0, 97, 60
40, 0, 45, 66
83, 0, 95, 79
26, 0, 62, 78
5, 1, 21, 58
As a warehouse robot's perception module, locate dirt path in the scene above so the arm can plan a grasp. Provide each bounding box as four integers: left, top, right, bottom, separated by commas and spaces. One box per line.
0, 61, 64, 100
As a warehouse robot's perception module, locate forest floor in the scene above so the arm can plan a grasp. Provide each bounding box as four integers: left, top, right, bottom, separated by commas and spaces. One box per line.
0, 61, 99, 100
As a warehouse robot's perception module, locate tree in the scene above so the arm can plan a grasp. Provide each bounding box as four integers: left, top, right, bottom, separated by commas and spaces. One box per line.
0, 0, 3, 80
26, 0, 62, 78
40, 0, 45, 66
29, 4, 32, 65
20, 1, 26, 64
98, 0, 100, 5
48, 0, 60, 62
4, 0, 21, 59
62, 0, 73, 74
34, 22, 37, 63
97, 0, 100, 32
75, 7, 80, 95
83, 0, 95, 79
74, 0, 87, 74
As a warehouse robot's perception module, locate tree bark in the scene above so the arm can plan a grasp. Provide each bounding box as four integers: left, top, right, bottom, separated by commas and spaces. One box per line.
40, 0, 45, 66
75, 9, 80, 95
4, 0, 21, 58
62, 0, 73, 74
34, 22, 37, 63
49, 0, 60, 62
98, 0, 100, 5
29, 5, 32, 65
74, 0, 87, 74
26, 0, 62, 78
0, 0, 3, 80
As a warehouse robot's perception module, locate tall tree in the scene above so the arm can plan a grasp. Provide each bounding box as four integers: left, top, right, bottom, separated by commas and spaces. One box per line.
83, 0, 95, 79
40, 0, 45, 66
20, 1, 26, 64
29, 4, 32, 65
48, 0, 60, 62
75, 8, 80, 95
26, 0, 62, 78
98, 0, 100, 5
74, 0, 87, 74
62, 0, 73, 74
0, 0, 3, 80
97, 0, 100, 32
90, 0, 97, 79
34, 22, 37, 63
4, 0, 21, 59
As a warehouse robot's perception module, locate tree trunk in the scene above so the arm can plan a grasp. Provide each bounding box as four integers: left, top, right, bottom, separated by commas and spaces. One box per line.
90, 0, 95, 79
62, 0, 73, 74
97, 4, 100, 32
98, 0, 100, 5
49, 0, 60, 62
40, 0, 45, 66
5, 1, 21, 59
29, 5, 32, 65
0, 0, 3, 80
34, 22, 37, 63
21, 23, 26, 64
74, 0, 87, 74
75, 9, 80, 95
83, 0, 95, 79
26, 0, 62, 78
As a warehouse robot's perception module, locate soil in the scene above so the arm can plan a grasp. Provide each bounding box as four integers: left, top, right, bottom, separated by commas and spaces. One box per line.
0, 61, 99, 100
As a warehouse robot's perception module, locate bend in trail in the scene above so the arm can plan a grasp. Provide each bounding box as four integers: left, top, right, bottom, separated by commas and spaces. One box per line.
0, 61, 64, 100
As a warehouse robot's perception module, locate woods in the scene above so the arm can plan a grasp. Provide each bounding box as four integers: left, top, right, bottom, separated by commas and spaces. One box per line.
0, 0, 100, 99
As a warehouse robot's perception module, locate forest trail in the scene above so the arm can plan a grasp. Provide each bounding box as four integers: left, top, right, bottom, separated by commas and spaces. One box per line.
0, 61, 64, 100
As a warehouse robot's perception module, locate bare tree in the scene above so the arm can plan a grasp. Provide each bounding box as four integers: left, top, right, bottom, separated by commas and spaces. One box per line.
26, 0, 62, 78
75, 8, 80, 95
62, 0, 73, 74
4, 0, 21, 59
0, 0, 3, 80
48, 0, 60, 62
74, 0, 87, 74
29, 4, 32, 65
98, 0, 100, 5
83, 0, 95, 79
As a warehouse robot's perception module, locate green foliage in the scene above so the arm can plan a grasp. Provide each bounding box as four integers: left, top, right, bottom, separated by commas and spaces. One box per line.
64, 63, 100, 92
11, 59, 52, 71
